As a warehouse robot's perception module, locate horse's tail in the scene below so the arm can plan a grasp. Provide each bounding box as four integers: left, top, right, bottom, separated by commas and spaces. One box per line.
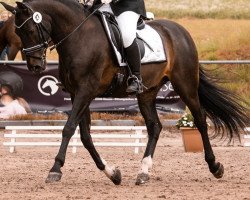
198, 66, 249, 140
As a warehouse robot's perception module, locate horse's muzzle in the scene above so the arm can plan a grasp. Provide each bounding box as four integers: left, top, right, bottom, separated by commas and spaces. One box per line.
25, 48, 47, 74
28, 63, 46, 74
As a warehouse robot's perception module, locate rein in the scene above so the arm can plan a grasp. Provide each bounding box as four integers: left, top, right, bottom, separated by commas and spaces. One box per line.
14, 3, 51, 62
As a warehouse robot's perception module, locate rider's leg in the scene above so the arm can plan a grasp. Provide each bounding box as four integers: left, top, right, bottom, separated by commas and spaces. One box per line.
124, 39, 142, 93
116, 11, 143, 93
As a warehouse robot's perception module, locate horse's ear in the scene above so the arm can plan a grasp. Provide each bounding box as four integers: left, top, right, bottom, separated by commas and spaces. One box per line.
16, 2, 28, 10
0, 2, 16, 14
14, 2, 31, 15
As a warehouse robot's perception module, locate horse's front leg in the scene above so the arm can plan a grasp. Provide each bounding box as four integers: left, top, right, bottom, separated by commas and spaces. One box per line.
136, 92, 162, 185
45, 90, 92, 183
79, 107, 121, 185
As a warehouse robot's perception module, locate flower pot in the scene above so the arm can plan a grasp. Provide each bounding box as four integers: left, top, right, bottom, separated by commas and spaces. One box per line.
180, 128, 203, 152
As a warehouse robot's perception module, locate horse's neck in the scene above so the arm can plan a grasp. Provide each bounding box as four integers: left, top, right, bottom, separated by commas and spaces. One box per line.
5, 17, 15, 41
37, 1, 83, 34
36, 1, 105, 63
48, 7, 103, 56
0, 23, 7, 51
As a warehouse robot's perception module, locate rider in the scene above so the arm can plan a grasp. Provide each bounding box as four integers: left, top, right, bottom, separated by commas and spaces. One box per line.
93, 0, 147, 94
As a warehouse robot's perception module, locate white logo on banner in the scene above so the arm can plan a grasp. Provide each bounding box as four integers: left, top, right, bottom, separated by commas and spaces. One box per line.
38, 75, 59, 96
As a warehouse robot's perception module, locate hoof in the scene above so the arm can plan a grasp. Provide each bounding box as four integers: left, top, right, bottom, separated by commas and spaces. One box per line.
45, 172, 62, 183
110, 168, 122, 185
213, 162, 224, 179
135, 173, 149, 185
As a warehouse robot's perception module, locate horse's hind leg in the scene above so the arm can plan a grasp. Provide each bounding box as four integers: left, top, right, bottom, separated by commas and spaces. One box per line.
78, 107, 121, 185
171, 73, 224, 179
136, 88, 163, 185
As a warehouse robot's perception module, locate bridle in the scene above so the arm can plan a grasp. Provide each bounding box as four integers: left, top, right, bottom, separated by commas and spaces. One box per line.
14, 4, 51, 64
14, 2, 104, 62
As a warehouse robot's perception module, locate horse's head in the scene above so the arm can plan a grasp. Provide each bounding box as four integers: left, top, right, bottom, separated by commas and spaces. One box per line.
0, 2, 51, 74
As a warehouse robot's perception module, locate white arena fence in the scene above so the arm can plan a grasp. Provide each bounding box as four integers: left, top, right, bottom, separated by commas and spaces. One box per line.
3, 126, 147, 154
244, 127, 250, 147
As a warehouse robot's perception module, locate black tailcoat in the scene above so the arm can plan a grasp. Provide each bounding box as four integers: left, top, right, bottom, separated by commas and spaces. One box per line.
93, 0, 146, 17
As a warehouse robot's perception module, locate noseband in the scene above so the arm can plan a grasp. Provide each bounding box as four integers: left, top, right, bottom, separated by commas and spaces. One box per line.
14, 3, 51, 63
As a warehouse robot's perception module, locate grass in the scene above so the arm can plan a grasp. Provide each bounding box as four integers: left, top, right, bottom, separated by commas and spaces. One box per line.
145, 0, 250, 19
205, 64, 250, 106
176, 19, 250, 60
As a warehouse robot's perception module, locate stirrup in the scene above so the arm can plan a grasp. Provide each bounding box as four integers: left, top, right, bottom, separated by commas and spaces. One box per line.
126, 75, 143, 94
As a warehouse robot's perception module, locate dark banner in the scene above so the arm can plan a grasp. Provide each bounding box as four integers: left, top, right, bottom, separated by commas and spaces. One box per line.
0, 62, 185, 113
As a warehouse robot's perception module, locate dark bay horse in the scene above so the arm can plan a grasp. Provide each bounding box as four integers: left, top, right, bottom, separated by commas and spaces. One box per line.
0, 15, 23, 60
1, 0, 249, 185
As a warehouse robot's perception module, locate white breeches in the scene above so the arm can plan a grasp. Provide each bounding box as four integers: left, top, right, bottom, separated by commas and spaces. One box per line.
99, 4, 140, 48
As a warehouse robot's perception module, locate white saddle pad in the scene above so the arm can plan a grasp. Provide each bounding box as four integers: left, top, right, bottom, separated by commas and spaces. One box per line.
137, 24, 167, 65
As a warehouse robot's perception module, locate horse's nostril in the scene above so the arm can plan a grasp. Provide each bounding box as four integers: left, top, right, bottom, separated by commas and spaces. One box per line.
32, 66, 42, 74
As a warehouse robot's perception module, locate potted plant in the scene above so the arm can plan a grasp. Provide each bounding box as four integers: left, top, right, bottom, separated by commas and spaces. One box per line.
176, 113, 203, 152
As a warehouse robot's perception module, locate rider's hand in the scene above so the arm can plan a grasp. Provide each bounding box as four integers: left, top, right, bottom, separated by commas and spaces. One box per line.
101, 0, 112, 4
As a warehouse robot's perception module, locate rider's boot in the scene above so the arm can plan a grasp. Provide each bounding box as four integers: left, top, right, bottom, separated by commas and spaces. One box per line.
124, 39, 143, 94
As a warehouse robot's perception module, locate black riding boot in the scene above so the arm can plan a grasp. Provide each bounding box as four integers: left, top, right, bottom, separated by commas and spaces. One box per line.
125, 39, 143, 94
